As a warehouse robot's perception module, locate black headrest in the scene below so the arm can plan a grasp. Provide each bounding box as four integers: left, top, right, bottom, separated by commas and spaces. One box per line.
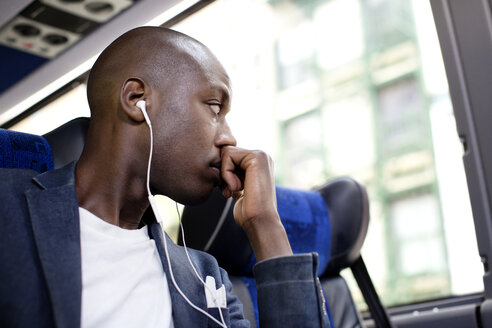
180, 188, 251, 276
43, 117, 90, 168
316, 177, 369, 276
180, 177, 369, 277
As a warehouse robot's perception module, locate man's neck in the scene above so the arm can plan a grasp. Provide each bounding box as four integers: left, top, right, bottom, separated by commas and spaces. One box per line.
75, 154, 149, 230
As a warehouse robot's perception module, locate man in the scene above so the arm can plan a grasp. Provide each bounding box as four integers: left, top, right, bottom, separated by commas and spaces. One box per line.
0, 27, 329, 327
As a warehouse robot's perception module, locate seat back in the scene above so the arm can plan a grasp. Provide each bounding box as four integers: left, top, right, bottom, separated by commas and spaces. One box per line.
317, 178, 369, 328
0, 128, 54, 172
0, 116, 90, 172
43, 117, 90, 169
180, 177, 369, 327
317, 177, 369, 276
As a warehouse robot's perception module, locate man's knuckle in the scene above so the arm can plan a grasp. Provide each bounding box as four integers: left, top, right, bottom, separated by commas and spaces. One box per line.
252, 150, 268, 160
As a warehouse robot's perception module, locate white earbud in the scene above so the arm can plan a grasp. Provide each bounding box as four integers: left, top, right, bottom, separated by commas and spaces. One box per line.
136, 100, 151, 126
136, 99, 146, 111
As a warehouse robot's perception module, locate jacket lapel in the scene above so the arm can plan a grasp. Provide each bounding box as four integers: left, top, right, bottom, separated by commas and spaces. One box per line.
150, 222, 212, 327
26, 162, 81, 328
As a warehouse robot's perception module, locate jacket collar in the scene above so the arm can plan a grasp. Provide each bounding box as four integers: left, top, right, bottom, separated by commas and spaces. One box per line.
32, 161, 77, 190
26, 161, 81, 328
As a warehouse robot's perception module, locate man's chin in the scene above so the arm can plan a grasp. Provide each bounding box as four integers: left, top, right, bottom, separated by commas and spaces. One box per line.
172, 185, 216, 206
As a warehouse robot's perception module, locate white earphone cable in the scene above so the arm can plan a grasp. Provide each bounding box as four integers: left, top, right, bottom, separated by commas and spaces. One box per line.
139, 101, 227, 328
175, 202, 227, 326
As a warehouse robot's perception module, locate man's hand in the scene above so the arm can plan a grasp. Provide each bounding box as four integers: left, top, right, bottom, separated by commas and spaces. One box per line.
220, 146, 292, 262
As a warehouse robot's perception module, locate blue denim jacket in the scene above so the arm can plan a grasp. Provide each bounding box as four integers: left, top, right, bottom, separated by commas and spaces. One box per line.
0, 162, 330, 327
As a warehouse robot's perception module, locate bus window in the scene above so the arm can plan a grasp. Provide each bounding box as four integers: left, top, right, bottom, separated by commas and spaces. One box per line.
169, 0, 482, 309
9, 83, 89, 134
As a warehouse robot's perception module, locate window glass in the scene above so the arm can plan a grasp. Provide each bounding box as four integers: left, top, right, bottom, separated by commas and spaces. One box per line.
322, 94, 374, 176
9, 83, 90, 134
172, 0, 483, 308
314, 0, 364, 70
282, 111, 324, 188
377, 77, 427, 154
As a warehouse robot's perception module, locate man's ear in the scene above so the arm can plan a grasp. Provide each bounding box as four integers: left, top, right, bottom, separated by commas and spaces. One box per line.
120, 78, 148, 123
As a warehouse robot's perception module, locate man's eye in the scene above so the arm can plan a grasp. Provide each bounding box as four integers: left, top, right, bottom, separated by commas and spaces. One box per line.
209, 103, 221, 115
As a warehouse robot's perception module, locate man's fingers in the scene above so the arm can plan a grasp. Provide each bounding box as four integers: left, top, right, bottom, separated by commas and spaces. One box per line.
231, 190, 244, 201
220, 146, 248, 192
220, 146, 275, 210
221, 165, 243, 192
221, 185, 231, 199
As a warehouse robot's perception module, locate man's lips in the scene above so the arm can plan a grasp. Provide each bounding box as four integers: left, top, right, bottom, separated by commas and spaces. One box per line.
210, 160, 221, 169
210, 161, 221, 183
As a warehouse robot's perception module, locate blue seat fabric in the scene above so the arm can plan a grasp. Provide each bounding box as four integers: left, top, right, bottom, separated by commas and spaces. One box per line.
0, 129, 54, 172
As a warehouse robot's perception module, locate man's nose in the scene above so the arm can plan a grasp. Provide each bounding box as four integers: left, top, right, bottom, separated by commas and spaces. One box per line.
216, 121, 237, 147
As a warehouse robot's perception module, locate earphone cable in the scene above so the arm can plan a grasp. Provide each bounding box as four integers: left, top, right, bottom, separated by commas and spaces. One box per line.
175, 202, 227, 327
141, 103, 227, 328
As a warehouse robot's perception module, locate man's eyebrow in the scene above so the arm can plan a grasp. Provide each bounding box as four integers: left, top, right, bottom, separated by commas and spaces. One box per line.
209, 83, 231, 102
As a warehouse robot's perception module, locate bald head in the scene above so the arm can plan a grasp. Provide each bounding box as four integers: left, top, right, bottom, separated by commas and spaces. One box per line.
78, 26, 235, 207
87, 27, 219, 120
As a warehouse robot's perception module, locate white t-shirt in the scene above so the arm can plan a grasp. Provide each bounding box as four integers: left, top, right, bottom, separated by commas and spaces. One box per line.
79, 207, 174, 328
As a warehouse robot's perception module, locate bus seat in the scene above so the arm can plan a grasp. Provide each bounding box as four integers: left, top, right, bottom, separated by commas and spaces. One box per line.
0, 128, 54, 172
180, 177, 369, 328
43, 117, 90, 169
0, 117, 89, 173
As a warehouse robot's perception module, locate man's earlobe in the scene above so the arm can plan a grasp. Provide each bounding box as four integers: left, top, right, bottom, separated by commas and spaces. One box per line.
121, 78, 148, 123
